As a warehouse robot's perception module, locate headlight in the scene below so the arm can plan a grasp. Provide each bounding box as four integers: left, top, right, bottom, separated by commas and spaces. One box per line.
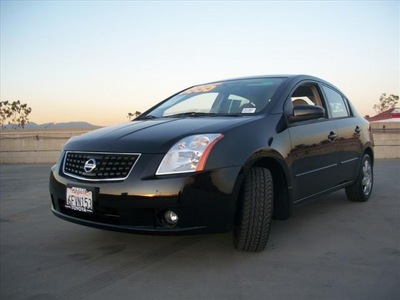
156, 134, 223, 175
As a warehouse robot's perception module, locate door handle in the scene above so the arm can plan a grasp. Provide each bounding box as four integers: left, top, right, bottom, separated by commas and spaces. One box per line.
355, 126, 361, 134
328, 131, 337, 141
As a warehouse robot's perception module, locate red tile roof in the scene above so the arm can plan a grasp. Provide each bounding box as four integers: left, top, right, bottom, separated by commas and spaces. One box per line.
367, 108, 400, 122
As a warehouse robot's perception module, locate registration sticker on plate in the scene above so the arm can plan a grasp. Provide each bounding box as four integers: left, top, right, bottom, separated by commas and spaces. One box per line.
66, 186, 93, 213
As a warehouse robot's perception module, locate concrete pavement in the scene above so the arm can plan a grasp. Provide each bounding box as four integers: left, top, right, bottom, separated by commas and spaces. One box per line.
1, 160, 399, 300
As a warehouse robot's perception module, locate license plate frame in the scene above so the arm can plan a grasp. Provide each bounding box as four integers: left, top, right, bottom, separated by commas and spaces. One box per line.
66, 185, 94, 213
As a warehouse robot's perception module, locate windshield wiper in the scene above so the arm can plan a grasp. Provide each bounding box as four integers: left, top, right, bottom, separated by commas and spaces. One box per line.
137, 115, 157, 120
166, 112, 219, 118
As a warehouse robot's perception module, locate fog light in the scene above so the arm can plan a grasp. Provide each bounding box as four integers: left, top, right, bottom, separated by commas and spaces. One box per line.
164, 210, 179, 226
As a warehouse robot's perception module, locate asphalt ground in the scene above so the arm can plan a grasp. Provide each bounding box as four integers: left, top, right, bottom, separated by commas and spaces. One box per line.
0, 160, 399, 300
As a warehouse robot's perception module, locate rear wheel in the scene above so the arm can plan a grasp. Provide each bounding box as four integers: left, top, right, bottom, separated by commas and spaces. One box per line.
345, 154, 373, 202
233, 167, 273, 252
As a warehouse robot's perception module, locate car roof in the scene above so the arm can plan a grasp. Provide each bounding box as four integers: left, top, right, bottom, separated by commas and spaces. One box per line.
206, 74, 325, 84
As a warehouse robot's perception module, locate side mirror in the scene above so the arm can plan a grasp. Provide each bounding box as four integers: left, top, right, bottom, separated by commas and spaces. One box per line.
289, 105, 325, 122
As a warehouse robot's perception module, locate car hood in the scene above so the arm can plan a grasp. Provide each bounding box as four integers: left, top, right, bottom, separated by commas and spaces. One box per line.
65, 116, 259, 153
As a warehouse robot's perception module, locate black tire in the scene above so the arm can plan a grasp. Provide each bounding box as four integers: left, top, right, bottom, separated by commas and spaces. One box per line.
345, 154, 373, 202
233, 167, 273, 252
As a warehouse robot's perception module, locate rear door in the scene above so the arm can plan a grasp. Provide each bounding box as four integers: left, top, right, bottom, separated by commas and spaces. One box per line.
320, 85, 363, 182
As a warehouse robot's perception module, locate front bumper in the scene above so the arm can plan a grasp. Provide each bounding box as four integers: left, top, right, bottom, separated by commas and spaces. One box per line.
49, 163, 243, 234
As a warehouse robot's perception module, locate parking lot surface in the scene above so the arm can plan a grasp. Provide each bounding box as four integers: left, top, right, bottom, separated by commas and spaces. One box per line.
1, 160, 399, 300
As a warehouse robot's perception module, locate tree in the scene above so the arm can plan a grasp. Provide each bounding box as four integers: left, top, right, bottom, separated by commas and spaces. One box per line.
373, 93, 399, 113
127, 112, 134, 121
0, 100, 32, 129
127, 111, 141, 121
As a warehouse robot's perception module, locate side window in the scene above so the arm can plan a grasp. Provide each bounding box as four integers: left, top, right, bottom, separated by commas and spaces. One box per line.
321, 86, 349, 118
290, 84, 324, 107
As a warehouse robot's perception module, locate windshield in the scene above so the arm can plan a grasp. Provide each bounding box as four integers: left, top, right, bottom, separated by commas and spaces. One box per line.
144, 78, 285, 118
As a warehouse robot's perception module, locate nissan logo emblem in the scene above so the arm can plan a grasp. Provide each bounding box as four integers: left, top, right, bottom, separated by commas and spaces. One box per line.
84, 159, 97, 173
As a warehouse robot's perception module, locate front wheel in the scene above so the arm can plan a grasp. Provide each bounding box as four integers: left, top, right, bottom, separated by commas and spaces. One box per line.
233, 167, 273, 252
345, 154, 373, 202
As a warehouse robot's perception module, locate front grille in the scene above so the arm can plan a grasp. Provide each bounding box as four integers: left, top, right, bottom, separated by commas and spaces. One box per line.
63, 151, 140, 181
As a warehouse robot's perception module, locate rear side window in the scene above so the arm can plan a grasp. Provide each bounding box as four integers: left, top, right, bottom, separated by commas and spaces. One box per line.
322, 86, 350, 118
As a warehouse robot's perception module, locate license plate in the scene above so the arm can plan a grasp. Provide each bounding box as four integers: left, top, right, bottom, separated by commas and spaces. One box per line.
66, 186, 93, 213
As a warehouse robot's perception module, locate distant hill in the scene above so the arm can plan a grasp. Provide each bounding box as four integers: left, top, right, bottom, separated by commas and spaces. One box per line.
1, 121, 100, 130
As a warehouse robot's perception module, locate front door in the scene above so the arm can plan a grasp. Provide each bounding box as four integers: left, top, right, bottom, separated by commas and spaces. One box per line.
287, 82, 340, 202
289, 119, 339, 202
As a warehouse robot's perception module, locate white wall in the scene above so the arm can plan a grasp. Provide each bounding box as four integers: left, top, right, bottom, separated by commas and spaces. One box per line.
1, 125, 399, 164
0, 129, 90, 164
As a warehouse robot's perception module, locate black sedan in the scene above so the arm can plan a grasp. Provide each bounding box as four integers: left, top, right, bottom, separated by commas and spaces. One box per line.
49, 74, 374, 252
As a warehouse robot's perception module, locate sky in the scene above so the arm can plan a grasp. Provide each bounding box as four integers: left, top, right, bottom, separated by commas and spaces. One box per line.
1, 0, 399, 126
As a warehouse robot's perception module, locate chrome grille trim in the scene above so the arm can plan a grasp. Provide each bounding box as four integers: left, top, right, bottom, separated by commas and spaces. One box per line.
62, 151, 140, 182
